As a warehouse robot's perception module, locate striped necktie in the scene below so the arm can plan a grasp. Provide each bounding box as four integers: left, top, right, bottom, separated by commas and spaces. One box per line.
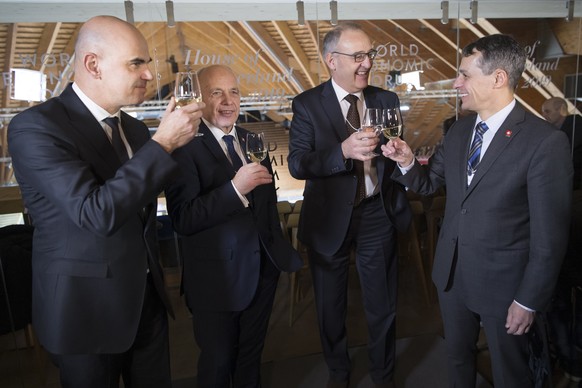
467, 121, 489, 177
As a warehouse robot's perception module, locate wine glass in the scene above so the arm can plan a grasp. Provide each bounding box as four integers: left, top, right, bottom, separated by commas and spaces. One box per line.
381, 107, 403, 140
175, 72, 204, 137
246, 132, 267, 163
359, 108, 382, 157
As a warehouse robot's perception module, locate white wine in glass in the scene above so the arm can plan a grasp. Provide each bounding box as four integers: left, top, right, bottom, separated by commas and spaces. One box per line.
246, 132, 267, 163
174, 71, 203, 136
175, 72, 202, 106
359, 108, 382, 157
381, 107, 403, 140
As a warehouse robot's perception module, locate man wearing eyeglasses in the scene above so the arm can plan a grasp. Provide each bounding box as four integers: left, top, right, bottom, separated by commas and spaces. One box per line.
288, 22, 411, 388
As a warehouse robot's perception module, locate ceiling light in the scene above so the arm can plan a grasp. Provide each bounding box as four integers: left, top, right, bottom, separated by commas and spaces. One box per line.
566, 0, 575, 22
124, 0, 134, 24
330, 1, 338, 26
441, 1, 449, 24
470, 1, 478, 24
166, 0, 176, 28
297, 1, 305, 26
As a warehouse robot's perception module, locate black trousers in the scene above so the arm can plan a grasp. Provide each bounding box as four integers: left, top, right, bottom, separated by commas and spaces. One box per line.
49, 275, 171, 388
191, 257, 280, 388
438, 262, 532, 388
308, 195, 398, 385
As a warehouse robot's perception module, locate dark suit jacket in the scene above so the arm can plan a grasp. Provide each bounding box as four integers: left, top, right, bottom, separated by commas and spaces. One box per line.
287, 80, 411, 256
559, 114, 582, 190
7, 84, 179, 354
393, 103, 573, 317
164, 122, 302, 312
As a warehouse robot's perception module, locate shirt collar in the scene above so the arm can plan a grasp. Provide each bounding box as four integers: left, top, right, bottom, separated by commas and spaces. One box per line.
476, 99, 516, 134
203, 118, 238, 144
72, 82, 120, 123
331, 78, 364, 104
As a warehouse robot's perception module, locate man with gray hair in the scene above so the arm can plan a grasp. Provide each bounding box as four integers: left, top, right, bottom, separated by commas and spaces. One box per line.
288, 22, 411, 388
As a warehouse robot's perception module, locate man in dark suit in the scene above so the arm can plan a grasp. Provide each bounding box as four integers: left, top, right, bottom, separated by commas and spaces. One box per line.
287, 22, 411, 388
383, 34, 573, 388
8, 15, 203, 388
542, 96, 582, 381
164, 64, 302, 388
542, 96, 582, 190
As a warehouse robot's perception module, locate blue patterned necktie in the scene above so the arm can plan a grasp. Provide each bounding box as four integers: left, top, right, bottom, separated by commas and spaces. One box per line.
223, 135, 244, 171
103, 117, 129, 163
467, 121, 489, 176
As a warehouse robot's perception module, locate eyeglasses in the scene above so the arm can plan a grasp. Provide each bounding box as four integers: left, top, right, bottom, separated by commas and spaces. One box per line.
331, 49, 378, 63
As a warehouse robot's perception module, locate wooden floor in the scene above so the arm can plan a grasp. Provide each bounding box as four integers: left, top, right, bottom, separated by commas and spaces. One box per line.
0, 231, 577, 387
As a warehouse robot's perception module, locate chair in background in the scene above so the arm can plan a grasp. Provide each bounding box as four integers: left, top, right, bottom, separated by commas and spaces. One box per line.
0, 224, 44, 383
424, 195, 445, 300
398, 200, 431, 303
286, 212, 308, 326
291, 200, 302, 214
156, 215, 182, 289
276, 201, 292, 235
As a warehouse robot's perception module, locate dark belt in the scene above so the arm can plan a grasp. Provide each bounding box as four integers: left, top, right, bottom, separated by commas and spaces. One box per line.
358, 192, 381, 206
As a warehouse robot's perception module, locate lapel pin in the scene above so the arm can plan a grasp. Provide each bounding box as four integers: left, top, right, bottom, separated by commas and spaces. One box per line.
505, 129, 512, 138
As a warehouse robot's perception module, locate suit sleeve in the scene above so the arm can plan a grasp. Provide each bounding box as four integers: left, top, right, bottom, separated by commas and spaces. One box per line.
516, 129, 572, 310
8, 110, 178, 237
287, 96, 348, 180
164, 144, 247, 236
392, 139, 446, 196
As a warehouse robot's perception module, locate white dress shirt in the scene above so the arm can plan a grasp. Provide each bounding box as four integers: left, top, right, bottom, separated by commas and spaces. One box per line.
330, 79, 379, 197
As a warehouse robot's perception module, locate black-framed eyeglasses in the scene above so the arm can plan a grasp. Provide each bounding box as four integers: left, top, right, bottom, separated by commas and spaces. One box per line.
331, 49, 378, 63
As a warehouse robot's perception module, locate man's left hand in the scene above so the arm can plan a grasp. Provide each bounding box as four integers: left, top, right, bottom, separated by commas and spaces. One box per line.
505, 301, 535, 335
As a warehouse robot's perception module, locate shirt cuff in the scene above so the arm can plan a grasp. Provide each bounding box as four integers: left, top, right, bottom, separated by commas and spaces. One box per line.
514, 300, 535, 312
398, 159, 415, 175
231, 180, 249, 207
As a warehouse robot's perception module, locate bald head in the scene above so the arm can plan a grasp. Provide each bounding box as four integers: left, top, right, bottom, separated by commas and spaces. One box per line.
73, 15, 153, 113
542, 97, 568, 128
75, 16, 141, 72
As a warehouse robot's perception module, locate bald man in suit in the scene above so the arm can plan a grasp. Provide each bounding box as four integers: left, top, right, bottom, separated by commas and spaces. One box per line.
8, 15, 202, 387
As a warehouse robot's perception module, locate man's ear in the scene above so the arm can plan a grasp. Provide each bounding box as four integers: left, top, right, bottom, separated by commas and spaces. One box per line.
493, 69, 509, 88
84, 52, 101, 79
325, 53, 336, 72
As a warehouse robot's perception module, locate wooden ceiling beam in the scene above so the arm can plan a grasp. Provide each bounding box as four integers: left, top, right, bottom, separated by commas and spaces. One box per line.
305, 21, 329, 82
272, 20, 317, 88
2, 23, 17, 107
234, 21, 307, 94
37, 22, 62, 74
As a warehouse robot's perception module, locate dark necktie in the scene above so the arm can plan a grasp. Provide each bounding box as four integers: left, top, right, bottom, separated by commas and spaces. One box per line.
223, 135, 244, 171
103, 117, 129, 164
467, 121, 489, 176
344, 94, 366, 206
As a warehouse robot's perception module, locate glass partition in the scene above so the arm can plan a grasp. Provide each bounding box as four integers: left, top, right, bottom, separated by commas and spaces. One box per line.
0, 1, 581, 384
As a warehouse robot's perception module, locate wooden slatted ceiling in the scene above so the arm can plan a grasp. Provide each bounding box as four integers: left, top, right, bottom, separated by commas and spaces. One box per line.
0, 18, 580, 154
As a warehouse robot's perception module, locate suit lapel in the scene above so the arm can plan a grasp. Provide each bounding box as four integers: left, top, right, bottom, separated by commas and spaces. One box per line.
119, 111, 148, 156
199, 121, 239, 177
60, 85, 127, 174
320, 80, 349, 142
465, 105, 526, 195
236, 129, 249, 164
